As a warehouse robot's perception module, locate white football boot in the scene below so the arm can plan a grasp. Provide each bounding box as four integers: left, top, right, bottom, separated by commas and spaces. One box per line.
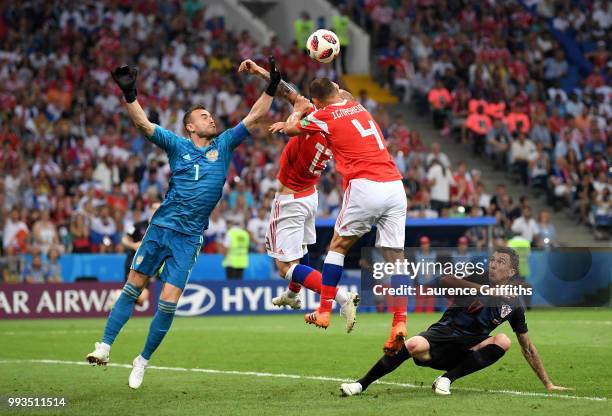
272, 291, 302, 309
340, 382, 363, 396
432, 376, 451, 395
128, 355, 148, 389
86, 342, 110, 366
340, 292, 360, 333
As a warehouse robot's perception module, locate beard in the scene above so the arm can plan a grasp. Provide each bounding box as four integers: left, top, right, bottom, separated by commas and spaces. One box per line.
196, 127, 215, 138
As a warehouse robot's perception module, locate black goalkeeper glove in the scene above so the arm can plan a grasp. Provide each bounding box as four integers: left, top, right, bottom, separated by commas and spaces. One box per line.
111, 65, 138, 103
265, 56, 281, 97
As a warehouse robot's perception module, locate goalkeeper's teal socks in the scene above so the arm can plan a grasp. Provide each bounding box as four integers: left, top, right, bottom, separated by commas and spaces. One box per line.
141, 300, 177, 360
101, 282, 142, 345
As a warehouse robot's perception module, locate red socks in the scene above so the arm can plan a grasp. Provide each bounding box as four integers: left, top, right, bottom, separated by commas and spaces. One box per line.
319, 285, 336, 312
288, 281, 302, 294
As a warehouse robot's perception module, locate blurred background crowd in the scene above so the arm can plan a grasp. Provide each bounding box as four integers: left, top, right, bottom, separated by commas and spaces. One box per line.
0, 0, 609, 283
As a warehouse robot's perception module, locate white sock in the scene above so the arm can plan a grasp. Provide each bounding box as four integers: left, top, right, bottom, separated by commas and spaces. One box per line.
335, 289, 350, 306
99, 342, 111, 352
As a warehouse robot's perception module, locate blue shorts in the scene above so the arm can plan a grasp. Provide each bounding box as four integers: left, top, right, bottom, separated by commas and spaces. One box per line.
131, 224, 203, 290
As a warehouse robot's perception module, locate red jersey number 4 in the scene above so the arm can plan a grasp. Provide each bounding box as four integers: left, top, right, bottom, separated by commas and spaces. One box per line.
351, 119, 384, 150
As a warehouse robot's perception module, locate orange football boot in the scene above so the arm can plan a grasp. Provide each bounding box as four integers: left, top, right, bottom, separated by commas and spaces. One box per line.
383, 321, 407, 355
304, 309, 330, 329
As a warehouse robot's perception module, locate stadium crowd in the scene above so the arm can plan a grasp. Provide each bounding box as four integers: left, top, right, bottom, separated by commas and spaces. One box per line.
335, 0, 611, 241
1, 1, 608, 283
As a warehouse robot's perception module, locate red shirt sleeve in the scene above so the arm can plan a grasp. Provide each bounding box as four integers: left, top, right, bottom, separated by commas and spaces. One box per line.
297, 109, 330, 135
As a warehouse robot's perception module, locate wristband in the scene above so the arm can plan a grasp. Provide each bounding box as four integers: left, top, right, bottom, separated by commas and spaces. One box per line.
124, 89, 137, 103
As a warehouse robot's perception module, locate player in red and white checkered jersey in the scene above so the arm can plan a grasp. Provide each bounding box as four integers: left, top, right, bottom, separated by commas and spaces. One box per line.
280, 78, 409, 353
239, 61, 359, 332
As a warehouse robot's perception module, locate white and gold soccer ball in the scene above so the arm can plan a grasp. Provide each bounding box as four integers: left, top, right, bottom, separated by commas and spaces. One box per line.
306, 29, 340, 64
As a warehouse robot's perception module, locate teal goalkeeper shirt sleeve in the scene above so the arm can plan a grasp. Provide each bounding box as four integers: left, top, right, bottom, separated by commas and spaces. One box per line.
218, 121, 250, 153
147, 124, 185, 159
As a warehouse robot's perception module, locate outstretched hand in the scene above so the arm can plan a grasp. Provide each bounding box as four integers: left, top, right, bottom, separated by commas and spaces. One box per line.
269, 122, 286, 134
111, 65, 138, 103
293, 95, 311, 114
238, 59, 260, 75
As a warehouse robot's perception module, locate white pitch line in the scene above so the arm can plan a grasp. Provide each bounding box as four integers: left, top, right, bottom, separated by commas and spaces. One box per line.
0, 358, 607, 402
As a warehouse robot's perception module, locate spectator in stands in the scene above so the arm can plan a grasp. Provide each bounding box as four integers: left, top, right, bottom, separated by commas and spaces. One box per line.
510, 131, 536, 186
491, 210, 509, 248
549, 157, 574, 209
332, 5, 351, 74
222, 218, 250, 279
413, 235, 437, 313
93, 154, 119, 193
535, 210, 557, 248
425, 142, 450, 168
247, 206, 268, 253
358, 89, 378, 113
486, 118, 512, 168
426, 159, 454, 212
528, 142, 551, 190
408, 190, 438, 219
32, 209, 59, 255
428, 78, 452, 132
511, 206, 539, 243
259, 166, 278, 196
70, 213, 92, 253
90, 206, 118, 253
451, 161, 473, 206
543, 50, 568, 88
465, 207, 487, 249
45, 247, 63, 283
21, 252, 47, 284
204, 206, 227, 254
530, 113, 554, 151
139, 165, 163, 197
294, 11, 314, 48
3, 208, 29, 255
228, 179, 255, 210
465, 105, 492, 156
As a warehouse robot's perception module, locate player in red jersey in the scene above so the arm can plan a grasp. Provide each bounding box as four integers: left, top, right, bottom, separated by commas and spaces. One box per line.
278, 78, 409, 353
239, 60, 359, 332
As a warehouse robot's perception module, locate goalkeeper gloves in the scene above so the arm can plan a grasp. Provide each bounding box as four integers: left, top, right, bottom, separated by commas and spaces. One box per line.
111, 65, 138, 103
265, 56, 282, 97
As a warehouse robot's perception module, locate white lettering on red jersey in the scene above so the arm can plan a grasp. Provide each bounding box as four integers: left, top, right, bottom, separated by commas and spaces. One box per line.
278, 132, 332, 191
296, 99, 401, 188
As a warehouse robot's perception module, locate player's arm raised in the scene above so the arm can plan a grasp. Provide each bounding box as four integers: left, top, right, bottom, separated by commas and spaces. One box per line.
111, 66, 155, 137
516, 332, 572, 391
269, 95, 312, 134
239, 59, 299, 105
242, 56, 282, 132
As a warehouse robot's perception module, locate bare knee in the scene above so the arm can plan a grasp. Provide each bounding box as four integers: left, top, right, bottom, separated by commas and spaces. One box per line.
381, 247, 404, 263
276, 260, 299, 278
329, 234, 359, 255
159, 283, 182, 303
494, 333, 512, 351
405, 336, 429, 356
127, 270, 148, 289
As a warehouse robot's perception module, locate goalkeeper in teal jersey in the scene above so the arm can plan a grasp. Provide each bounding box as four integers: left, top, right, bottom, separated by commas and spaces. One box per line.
87, 58, 282, 389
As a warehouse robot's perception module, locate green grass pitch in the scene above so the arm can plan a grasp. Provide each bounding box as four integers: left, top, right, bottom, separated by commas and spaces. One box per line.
1, 309, 610, 415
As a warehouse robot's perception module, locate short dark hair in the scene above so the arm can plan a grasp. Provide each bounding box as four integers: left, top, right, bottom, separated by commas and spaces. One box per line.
309, 78, 337, 101
183, 105, 207, 128
495, 246, 519, 276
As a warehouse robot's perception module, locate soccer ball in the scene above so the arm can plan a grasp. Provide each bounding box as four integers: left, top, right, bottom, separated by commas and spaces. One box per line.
306, 29, 340, 64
